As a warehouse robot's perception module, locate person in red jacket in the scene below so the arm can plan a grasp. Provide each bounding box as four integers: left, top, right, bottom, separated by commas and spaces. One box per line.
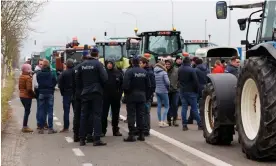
212, 60, 224, 73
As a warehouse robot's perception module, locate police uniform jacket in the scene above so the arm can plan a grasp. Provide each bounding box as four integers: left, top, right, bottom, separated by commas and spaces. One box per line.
122, 66, 151, 103
76, 58, 108, 97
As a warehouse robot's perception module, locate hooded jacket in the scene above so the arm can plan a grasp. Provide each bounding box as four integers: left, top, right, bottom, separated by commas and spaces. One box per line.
103, 60, 123, 99
19, 72, 35, 98
225, 64, 239, 77
154, 64, 170, 94
165, 59, 179, 93
37, 67, 57, 94
195, 63, 209, 86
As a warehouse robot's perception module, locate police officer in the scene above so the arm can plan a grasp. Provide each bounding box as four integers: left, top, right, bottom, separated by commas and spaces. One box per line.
76, 48, 108, 146
123, 56, 151, 142
101, 59, 123, 137
72, 51, 90, 142
123, 55, 133, 123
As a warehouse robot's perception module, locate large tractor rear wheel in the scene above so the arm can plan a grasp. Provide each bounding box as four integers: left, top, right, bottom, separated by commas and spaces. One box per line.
236, 56, 276, 160
200, 83, 234, 145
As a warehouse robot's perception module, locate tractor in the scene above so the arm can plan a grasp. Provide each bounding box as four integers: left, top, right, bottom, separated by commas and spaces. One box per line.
200, 0, 276, 161
134, 30, 185, 65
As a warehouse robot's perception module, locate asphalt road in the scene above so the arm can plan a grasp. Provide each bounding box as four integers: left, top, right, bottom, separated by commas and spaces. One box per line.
120, 104, 276, 166
2, 72, 275, 166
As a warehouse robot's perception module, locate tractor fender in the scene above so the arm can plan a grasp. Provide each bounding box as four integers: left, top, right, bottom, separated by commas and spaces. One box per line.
206, 73, 237, 125
246, 42, 276, 59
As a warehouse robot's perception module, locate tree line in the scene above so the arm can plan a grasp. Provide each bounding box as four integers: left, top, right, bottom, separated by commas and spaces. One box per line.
1, 0, 46, 81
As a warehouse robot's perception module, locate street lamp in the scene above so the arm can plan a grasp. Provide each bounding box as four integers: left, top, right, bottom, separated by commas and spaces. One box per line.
104, 21, 116, 36
122, 12, 138, 34
170, 0, 175, 30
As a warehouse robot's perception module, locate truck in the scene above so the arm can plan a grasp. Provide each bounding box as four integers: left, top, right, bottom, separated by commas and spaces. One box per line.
200, 0, 276, 161
30, 52, 41, 71
133, 30, 185, 65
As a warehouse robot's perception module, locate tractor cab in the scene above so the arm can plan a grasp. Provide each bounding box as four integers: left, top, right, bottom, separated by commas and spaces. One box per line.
126, 37, 141, 57
96, 40, 130, 70
183, 40, 216, 56
137, 30, 184, 65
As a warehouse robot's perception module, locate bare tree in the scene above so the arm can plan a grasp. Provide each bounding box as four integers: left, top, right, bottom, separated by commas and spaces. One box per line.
1, 0, 47, 82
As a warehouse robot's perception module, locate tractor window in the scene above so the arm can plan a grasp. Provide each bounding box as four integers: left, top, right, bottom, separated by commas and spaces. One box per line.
98, 45, 122, 61
66, 51, 83, 63
148, 36, 179, 55
184, 43, 208, 56
261, 0, 276, 39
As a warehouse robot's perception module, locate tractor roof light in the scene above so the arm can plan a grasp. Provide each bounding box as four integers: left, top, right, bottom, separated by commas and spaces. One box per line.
172, 27, 176, 31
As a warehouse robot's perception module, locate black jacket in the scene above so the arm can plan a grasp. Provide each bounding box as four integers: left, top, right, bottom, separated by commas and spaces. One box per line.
72, 62, 83, 98
76, 58, 108, 97
144, 66, 155, 101
103, 62, 123, 100
58, 67, 74, 96
178, 63, 200, 94
122, 66, 151, 103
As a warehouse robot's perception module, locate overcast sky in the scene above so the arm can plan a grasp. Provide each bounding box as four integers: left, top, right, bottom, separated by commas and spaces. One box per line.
22, 0, 262, 58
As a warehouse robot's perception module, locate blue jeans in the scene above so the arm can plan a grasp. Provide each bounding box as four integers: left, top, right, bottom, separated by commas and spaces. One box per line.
156, 93, 169, 121
167, 91, 179, 121
63, 95, 72, 129
179, 92, 202, 127
20, 98, 32, 127
38, 94, 54, 129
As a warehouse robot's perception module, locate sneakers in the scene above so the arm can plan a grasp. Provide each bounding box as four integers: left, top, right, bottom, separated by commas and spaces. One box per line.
60, 129, 69, 133
22, 127, 33, 133
48, 129, 57, 134
172, 120, 179, 127
182, 125, 188, 131
159, 121, 169, 128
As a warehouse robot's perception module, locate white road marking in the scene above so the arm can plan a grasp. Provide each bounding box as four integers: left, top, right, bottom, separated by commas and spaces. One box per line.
53, 117, 58, 121
82, 163, 93, 166
55, 122, 62, 126
72, 148, 85, 156
119, 115, 232, 166
65, 137, 73, 143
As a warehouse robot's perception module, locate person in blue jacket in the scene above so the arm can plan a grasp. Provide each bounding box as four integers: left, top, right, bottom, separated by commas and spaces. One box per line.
37, 59, 57, 134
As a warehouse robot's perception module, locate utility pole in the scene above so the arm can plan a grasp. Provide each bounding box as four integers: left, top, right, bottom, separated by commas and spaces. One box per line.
204, 19, 207, 41
228, 0, 231, 45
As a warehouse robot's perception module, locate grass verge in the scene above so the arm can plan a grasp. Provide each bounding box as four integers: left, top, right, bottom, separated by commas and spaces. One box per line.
1, 74, 15, 125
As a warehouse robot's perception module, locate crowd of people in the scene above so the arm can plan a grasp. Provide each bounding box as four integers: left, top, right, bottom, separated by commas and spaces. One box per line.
18, 47, 241, 147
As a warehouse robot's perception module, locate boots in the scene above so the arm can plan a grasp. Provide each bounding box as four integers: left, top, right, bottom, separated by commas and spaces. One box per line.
80, 139, 86, 146
74, 134, 80, 142
137, 131, 145, 141
86, 134, 94, 143
113, 127, 122, 136
172, 120, 179, 127
93, 137, 107, 146
124, 135, 136, 142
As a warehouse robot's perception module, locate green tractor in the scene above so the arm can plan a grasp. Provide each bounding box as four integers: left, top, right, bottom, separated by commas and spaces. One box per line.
97, 40, 130, 70
131, 30, 185, 65
200, 0, 276, 160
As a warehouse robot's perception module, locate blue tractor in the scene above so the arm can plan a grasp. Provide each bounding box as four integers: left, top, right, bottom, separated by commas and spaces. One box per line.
200, 0, 276, 161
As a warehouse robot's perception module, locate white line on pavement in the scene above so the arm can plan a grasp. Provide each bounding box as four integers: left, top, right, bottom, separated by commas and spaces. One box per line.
53, 117, 58, 121
72, 148, 85, 156
55, 122, 62, 126
65, 137, 73, 143
82, 163, 93, 166
119, 115, 232, 166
